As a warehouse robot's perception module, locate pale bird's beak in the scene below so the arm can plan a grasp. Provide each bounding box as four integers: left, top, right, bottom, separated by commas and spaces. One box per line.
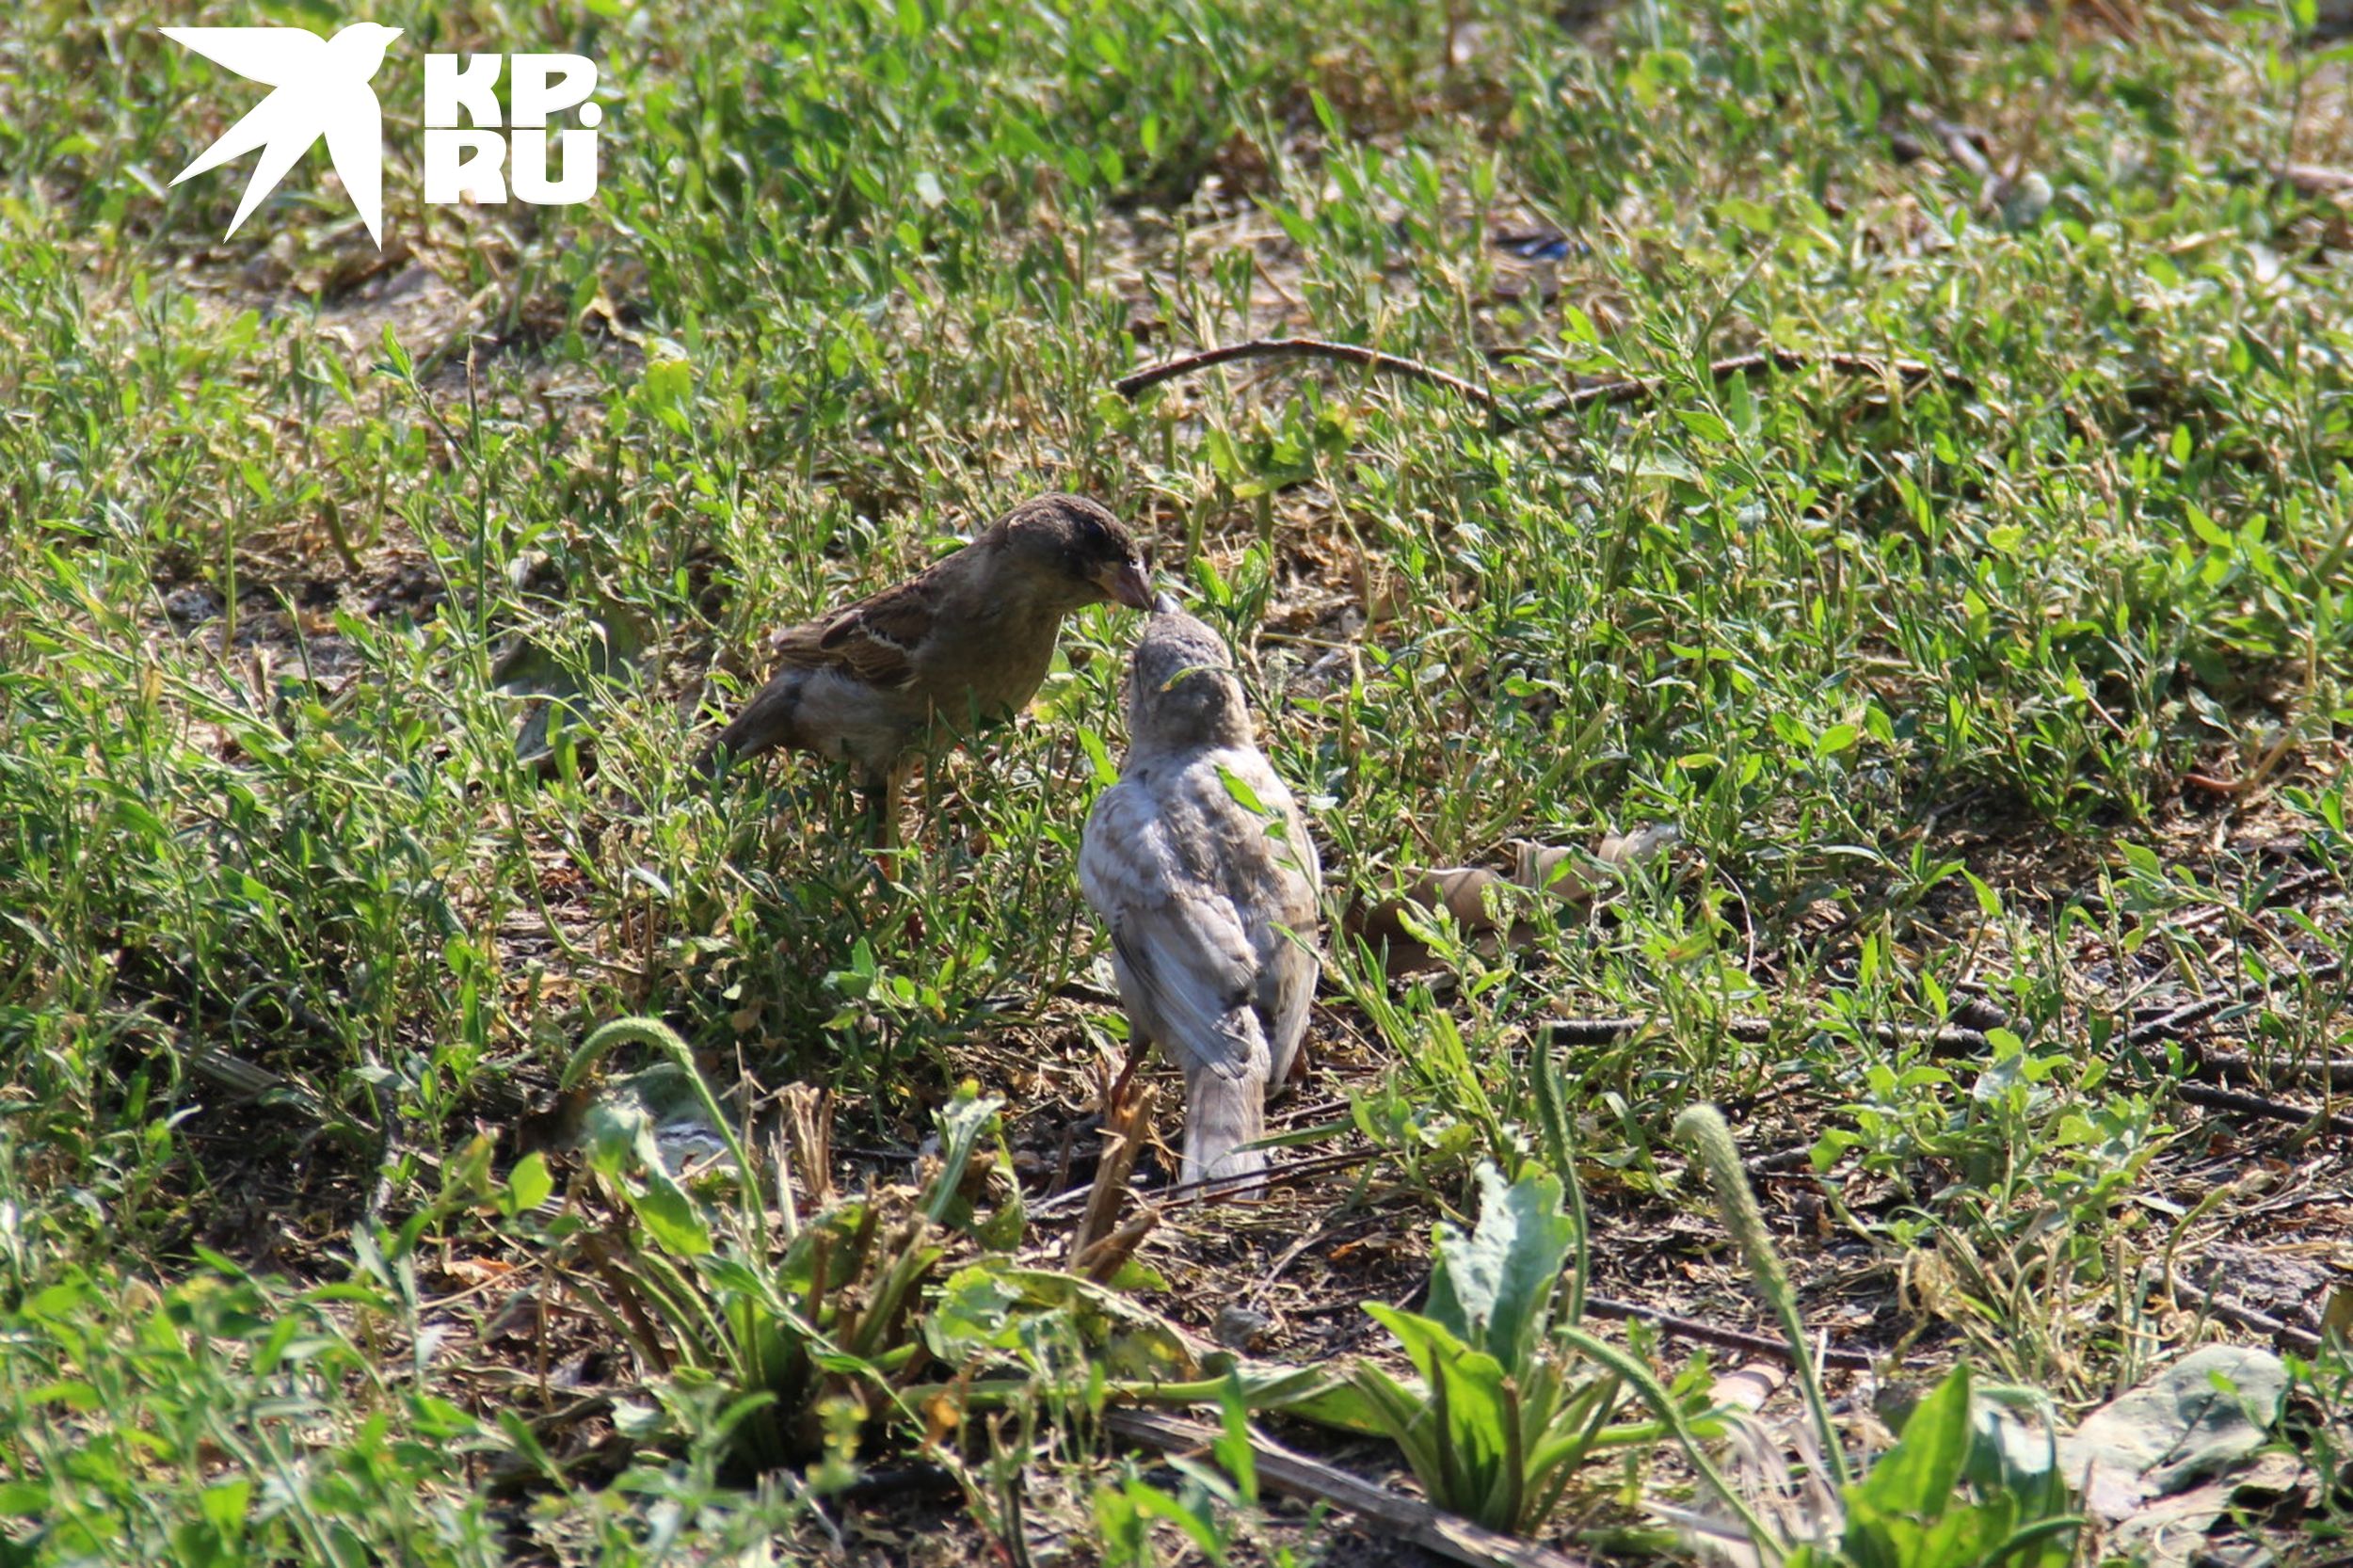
1100, 557, 1154, 611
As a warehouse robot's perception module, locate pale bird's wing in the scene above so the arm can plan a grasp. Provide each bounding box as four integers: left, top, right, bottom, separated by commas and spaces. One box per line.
1259, 792, 1321, 1087
1262, 898, 1318, 1087
1189, 753, 1320, 1088
1080, 782, 1268, 1089
162, 27, 327, 88
320, 87, 386, 245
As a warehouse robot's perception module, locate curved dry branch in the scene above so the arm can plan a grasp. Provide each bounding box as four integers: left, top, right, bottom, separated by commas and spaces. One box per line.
1112, 337, 1964, 432
1113, 336, 1503, 409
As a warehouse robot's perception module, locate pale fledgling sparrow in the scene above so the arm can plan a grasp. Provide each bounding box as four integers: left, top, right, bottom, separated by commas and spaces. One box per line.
1079, 601, 1320, 1190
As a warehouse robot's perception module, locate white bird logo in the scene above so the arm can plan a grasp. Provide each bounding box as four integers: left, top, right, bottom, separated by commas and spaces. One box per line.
163, 23, 405, 247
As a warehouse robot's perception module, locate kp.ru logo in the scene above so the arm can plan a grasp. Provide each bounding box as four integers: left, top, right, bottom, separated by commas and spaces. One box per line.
164, 23, 604, 247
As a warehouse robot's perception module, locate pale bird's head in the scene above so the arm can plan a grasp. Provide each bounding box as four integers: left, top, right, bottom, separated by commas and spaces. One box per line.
1126, 606, 1254, 751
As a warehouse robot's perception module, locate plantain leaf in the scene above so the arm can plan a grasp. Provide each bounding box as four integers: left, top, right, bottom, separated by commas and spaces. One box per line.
1857, 1365, 1973, 1517
1426, 1160, 1575, 1372
1365, 1303, 1516, 1527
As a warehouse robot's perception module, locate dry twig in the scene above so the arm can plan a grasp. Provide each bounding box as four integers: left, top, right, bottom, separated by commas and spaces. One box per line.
1113, 337, 1961, 433
1033, 1146, 1377, 1220
1550, 1015, 1992, 1054
1106, 1407, 1593, 1568
2161, 1269, 2326, 1356
2275, 162, 2353, 198
2178, 1081, 2353, 1138
1114, 337, 1500, 408
1069, 1075, 1157, 1264
2191, 1048, 2353, 1091
1583, 1294, 1876, 1370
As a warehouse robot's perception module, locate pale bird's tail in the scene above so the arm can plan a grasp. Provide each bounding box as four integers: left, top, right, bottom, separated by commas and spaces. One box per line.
1183, 1068, 1269, 1192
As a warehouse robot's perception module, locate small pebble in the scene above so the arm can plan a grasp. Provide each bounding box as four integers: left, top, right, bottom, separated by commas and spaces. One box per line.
164, 584, 220, 626
1213, 1304, 1276, 1352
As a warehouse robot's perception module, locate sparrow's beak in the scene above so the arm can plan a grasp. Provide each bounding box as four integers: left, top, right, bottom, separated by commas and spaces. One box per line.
1099, 557, 1155, 611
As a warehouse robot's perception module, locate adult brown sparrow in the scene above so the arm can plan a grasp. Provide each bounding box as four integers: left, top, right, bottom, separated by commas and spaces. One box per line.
702, 493, 1153, 840
1079, 600, 1321, 1191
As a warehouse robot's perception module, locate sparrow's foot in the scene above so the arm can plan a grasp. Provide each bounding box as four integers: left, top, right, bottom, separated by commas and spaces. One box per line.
1107, 1029, 1153, 1109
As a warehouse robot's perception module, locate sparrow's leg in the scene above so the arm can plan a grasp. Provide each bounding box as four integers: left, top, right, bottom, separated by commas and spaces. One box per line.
862, 757, 912, 852
858, 760, 919, 916
859, 775, 894, 851
1108, 1024, 1153, 1106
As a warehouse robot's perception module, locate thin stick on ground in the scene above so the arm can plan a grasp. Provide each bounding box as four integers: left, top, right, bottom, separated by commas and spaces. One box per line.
1106, 1408, 1594, 1568
1113, 336, 1963, 433
2191, 1048, 2353, 1090
1582, 1294, 1876, 1371
2123, 996, 2237, 1049
2158, 1268, 2327, 1356
2179, 1080, 2353, 1138
1069, 1074, 1156, 1265
1550, 1014, 1993, 1054
1034, 1146, 1377, 1220
1112, 337, 1502, 408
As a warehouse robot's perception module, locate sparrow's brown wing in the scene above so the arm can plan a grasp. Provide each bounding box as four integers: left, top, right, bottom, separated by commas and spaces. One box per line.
763, 571, 939, 691
703, 566, 940, 769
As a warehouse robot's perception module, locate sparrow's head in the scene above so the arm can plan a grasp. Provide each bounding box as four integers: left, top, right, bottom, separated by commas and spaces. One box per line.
1126, 605, 1253, 750
329, 22, 404, 72
990, 493, 1153, 612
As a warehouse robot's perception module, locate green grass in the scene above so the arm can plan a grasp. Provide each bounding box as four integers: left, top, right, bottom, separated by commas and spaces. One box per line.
5, 0, 2352, 1561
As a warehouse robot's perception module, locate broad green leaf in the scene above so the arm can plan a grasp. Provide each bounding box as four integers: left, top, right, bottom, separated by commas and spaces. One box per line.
924, 1263, 1026, 1360
1212, 1374, 1259, 1506
1425, 1161, 1574, 1369
922, 1085, 1004, 1224
1213, 762, 1269, 816
1077, 725, 1118, 787
1364, 1304, 1516, 1525
378, 323, 413, 379
199, 1479, 249, 1537
629, 1164, 712, 1256
506, 1152, 553, 1215
1858, 1365, 1973, 1517
1123, 1478, 1225, 1555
